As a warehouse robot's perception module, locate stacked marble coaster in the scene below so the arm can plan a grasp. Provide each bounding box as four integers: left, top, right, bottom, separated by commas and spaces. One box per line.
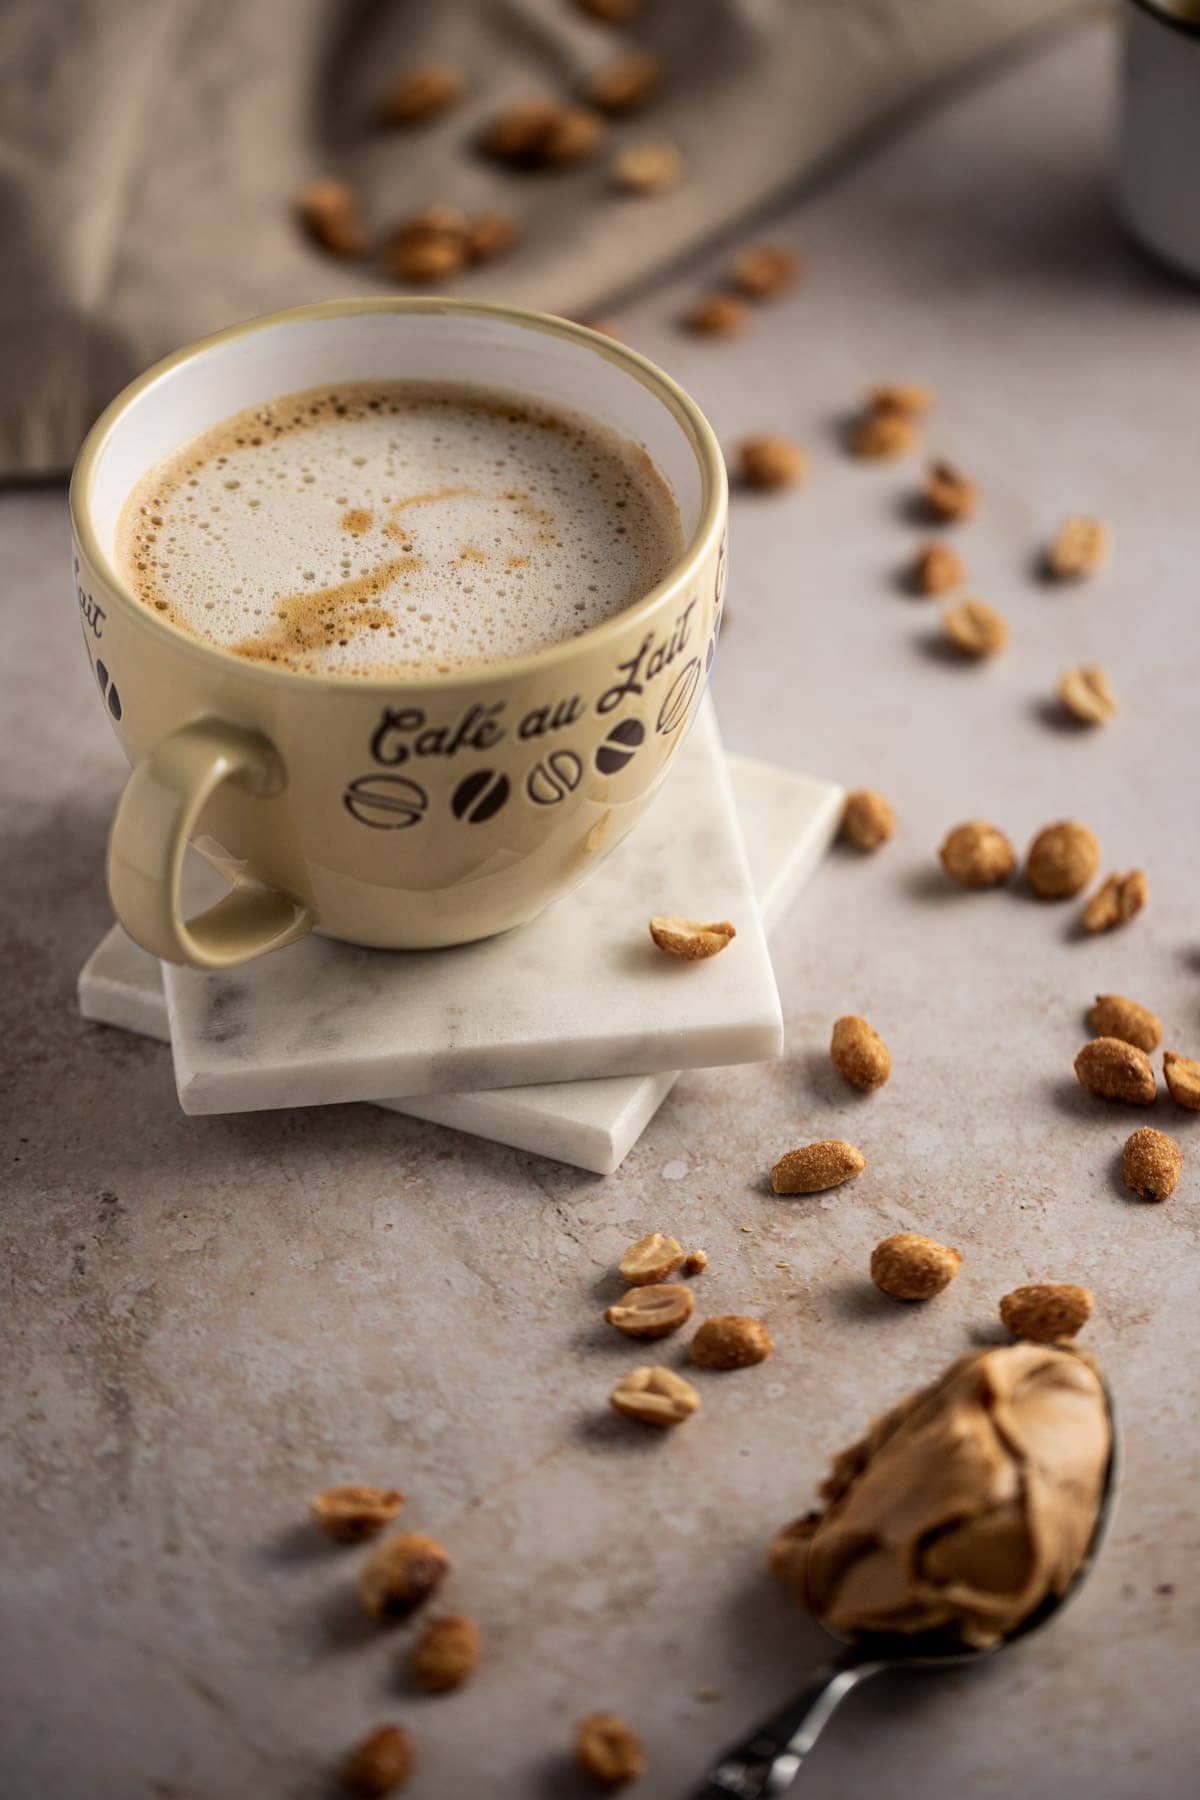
79, 704, 842, 1172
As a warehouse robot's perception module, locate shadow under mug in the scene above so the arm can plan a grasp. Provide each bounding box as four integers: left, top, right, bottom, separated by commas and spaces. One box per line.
69, 299, 728, 967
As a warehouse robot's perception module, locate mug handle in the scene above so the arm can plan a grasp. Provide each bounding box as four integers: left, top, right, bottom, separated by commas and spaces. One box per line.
107, 717, 315, 970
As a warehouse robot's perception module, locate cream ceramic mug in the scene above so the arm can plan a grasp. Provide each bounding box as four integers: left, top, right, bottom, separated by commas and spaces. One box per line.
69, 299, 728, 967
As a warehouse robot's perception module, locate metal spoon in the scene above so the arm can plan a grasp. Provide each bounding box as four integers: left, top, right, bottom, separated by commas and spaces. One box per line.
695, 1387, 1118, 1799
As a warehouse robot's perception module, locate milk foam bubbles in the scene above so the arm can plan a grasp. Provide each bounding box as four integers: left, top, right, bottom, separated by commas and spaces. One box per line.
117, 381, 683, 678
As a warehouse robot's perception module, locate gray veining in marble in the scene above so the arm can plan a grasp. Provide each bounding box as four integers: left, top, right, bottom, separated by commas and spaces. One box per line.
79, 754, 844, 1170
163, 702, 786, 1115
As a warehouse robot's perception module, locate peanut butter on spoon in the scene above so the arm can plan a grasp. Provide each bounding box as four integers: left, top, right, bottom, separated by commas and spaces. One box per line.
775, 1343, 1111, 1650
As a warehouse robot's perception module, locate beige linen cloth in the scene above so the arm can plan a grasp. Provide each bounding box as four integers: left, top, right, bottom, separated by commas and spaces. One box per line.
0, 0, 1075, 479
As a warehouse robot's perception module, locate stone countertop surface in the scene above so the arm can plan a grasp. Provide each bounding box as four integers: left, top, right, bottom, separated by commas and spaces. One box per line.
2, 16, 1197, 1799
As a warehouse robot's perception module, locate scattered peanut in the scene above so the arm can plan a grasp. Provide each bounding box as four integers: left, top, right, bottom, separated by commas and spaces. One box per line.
771, 1140, 866, 1195
738, 435, 808, 490
467, 213, 520, 262
912, 542, 965, 594
483, 101, 602, 167
999, 1283, 1093, 1343
311, 1484, 405, 1542
575, 1713, 646, 1788
683, 293, 749, 336
1074, 1037, 1156, 1105
648, 915, 736, 959
839, 789, 895, 852
381, 62, 464, 126
583, 50, 662, 113
543, 105, 606, 165
870, 1233, 962, 1301
1082, 870, 1148, 934
1164, 1051, 1200, 1110
359, 1532, 450, 1620
297, 178, 368, 258
609, 1365, 700, 1427
386, 225, 467, 284
341, 1724, 414, 1795
1046, 515, 1110, 580
850, 408, 918, 459
605, 1284, 695, 1340
576, 0, 640, 20
923, 459, 977, 522
1122, 1127, 1182, 1201
830, 1015, 891, 1090
731, 244, 799, 298
941, 597, 1009, 657
1059, 664, 1118, 725
869, 383, 934, 418
938, 820, 1016, 888
409, 1614, 481, 1693
611, 138, 684, 194
689, 1315, 773, 1369
1025, 820, 1100, 899
1087, 995, 1162, 1053
683, 1248, 708, 1275
619, 1232, 685, 1286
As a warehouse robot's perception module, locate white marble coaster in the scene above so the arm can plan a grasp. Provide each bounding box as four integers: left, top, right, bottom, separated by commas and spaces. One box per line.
79, 754, 843, 1171
161, 703, 784, 1116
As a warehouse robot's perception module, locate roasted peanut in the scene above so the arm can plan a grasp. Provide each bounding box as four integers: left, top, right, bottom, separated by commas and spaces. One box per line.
683, 294, 749, 336
923, 459, 976, 521
605, 1283, 695, 1340
298, 178, 368, 258
1074, 1037, 1156, 1105
840, 789, 895, 852
609, 1365, 700, 1427
341, 1724, 414, 1795
649, 916, 736, 959
359, 1532, 450, 1620
1086, 995, 1161, 1053
1122, 1127, 1182, 1201
999, 1283, 1093, 1343
1081, 871, 1147, 934
689, 1315, 772, 1369
409, 1614, 481, 1693
1058, 665, 1117, 725
941, 597, 1008, 657
583, 50, 662, 113
619, 1232, 685, 1286
311, 1484, 404, 1542
830, 1015, 891, 1090
731, 245, 799, 298
939, 821, 1016, 888
1164, 1051, 1200, 1110
611, 138, 683, 194
771, 1140, 866, 1195
1026, 821, 1100, 899
576, 1713, 645, 1787
738, 435, 808, 490
381, 63, 464, 126
912, 542, 965, 594
869, 1233, 962, 1301
1046, 515, 1110, 580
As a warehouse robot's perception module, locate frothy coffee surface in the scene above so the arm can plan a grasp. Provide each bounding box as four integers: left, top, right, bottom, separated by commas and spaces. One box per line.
116, 380, 683, 677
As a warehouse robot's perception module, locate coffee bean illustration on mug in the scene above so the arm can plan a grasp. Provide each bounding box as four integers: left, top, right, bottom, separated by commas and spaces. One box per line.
343, 775, 429, 829
595, 717, 645, 775
452, 768, 511, 824
526, 749, 584, 805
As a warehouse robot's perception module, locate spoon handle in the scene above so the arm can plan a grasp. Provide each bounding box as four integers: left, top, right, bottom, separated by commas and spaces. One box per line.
693, 1658, 883, 1798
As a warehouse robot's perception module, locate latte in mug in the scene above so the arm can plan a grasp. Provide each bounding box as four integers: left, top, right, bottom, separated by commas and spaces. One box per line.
116, 380, 683, 679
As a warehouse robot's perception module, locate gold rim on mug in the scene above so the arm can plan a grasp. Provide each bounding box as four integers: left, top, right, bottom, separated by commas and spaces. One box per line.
69, 295, 728, 694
